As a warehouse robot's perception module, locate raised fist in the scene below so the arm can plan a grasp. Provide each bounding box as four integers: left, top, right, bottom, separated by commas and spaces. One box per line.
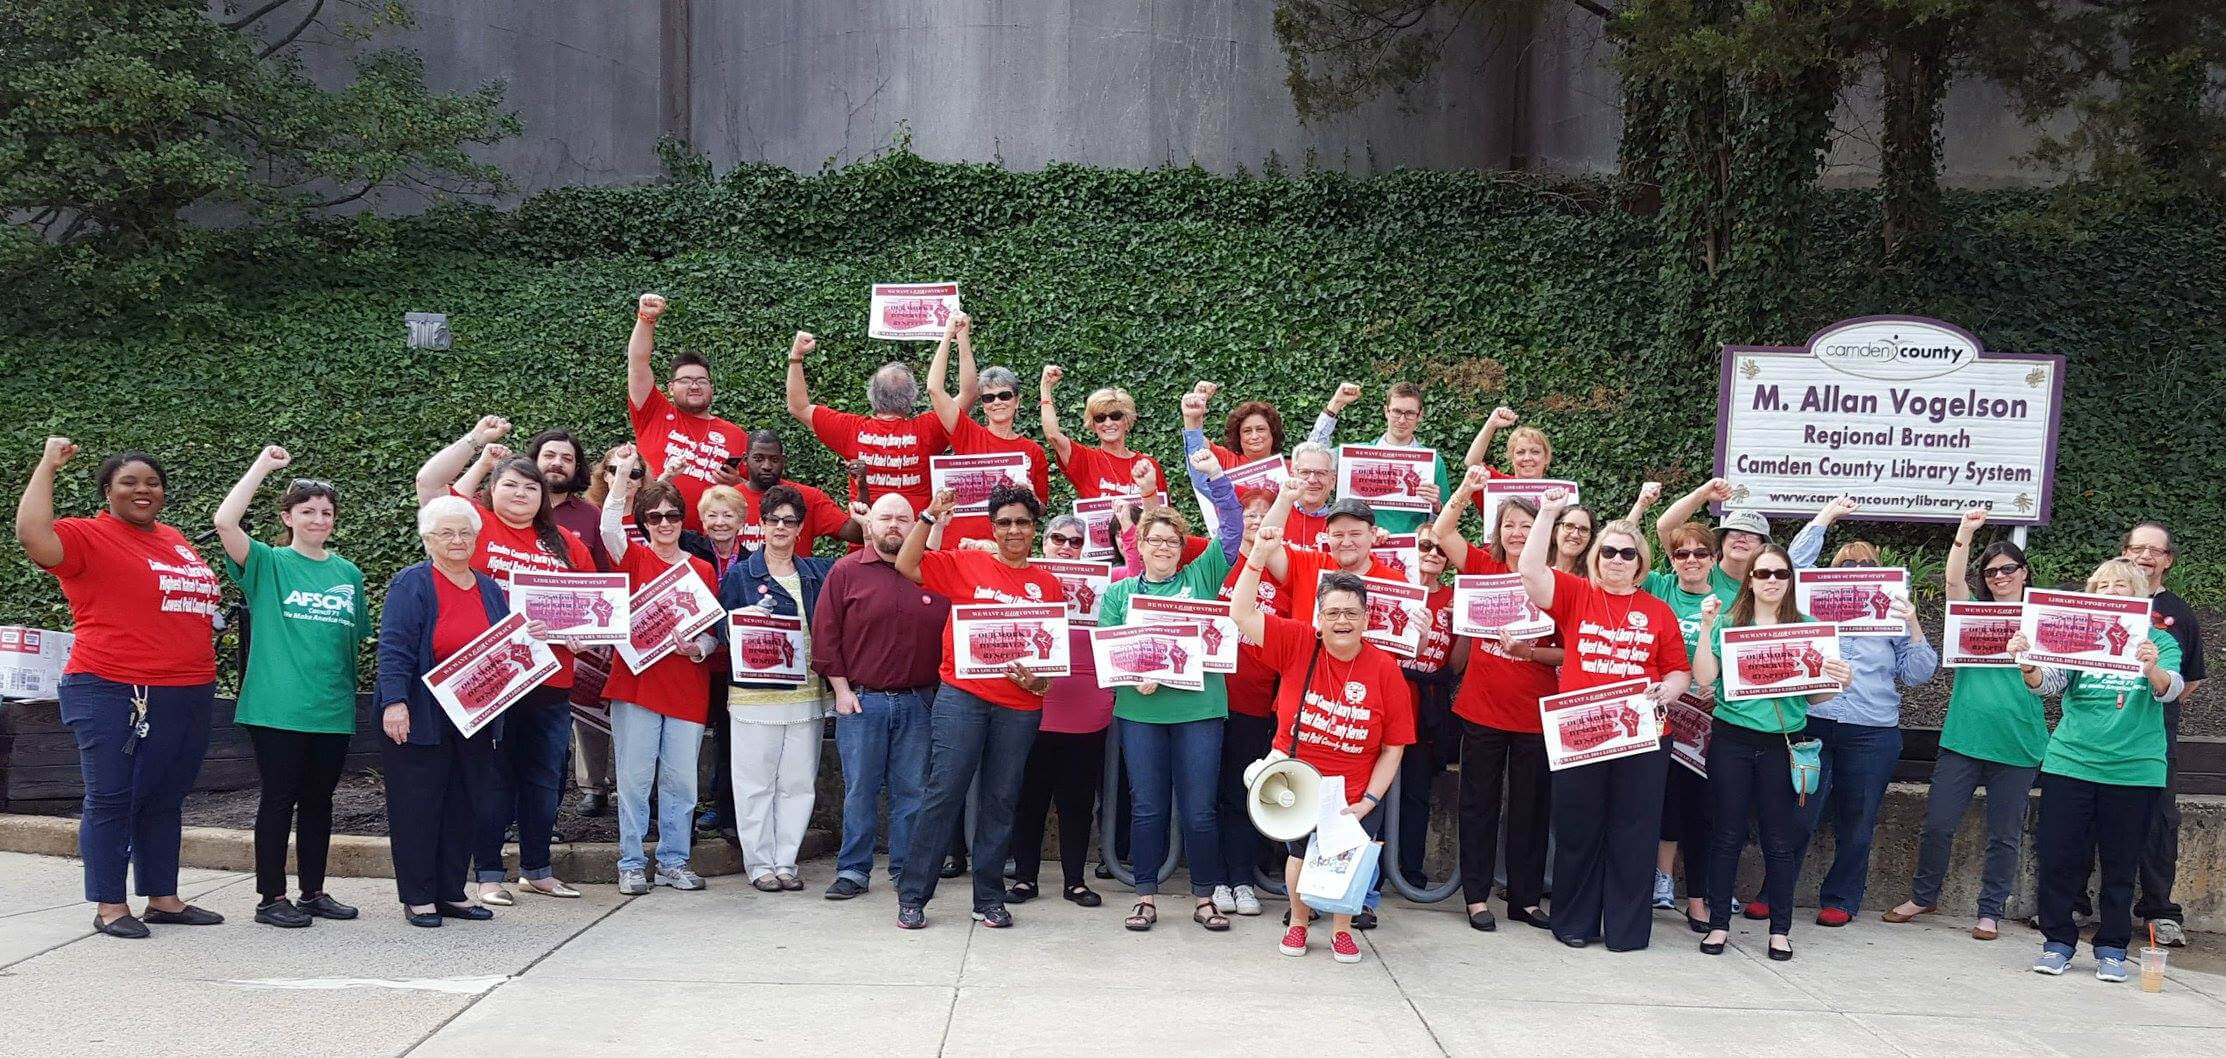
257, 445, 292, 470
1958, 507, 1990, 533
946, 311, 971, 338
790, 331, 816, 358
848, 501, 871, 523
1461, 465, 1491, 493
1180, 390, 1208, 428
1277, 474, 1303, 499
1252, 524, 1285, 558
1698, 595, 1721, 626
471, 415, 513, 445
40, 436, 77, 467
1819, 495, 1860, 522
485, 443, 512, 465
1487, 406, 1519, 430
1041, 364, 1064, 391
1130, 459, 1156, 491
1539, 486, 1571, 509
1701, 477, 1733, 502
927, 488, 959, 520
1193, 380, 1220, 401
1188, 447, 1220, 476
637, 293, 667, 322
1636, 481, 1663, 507
1327, 381, 1364, 413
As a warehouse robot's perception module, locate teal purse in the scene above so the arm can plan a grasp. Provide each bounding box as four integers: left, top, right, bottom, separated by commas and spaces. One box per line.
1771, 695, 1823, 804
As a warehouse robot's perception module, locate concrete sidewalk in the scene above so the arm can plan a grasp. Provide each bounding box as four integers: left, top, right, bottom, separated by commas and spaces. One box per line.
4, 851, 2222, 1057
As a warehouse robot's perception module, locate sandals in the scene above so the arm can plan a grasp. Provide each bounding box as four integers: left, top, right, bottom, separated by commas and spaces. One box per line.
1124, 901, 1158, 932
1194, 900, 1231, 932
752, 875, 784, 893
1972, 919, 2000, 941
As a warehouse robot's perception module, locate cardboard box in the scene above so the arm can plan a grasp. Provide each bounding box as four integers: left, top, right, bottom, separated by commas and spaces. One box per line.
0, 626, 74, 700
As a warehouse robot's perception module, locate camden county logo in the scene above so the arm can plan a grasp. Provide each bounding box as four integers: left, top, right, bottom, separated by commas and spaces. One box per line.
1809, 319, 1979, 383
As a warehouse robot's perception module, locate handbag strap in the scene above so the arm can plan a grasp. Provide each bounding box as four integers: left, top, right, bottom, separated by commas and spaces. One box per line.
1768, 692, 1798, 754
1286, 642, 1323, 758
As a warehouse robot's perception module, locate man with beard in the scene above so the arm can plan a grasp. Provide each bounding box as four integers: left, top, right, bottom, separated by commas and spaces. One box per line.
810, 494, 951, 900
787, 331, 948, 513
738, 430, 863, 553
526, 429, 611, 571
627, 293, 747, 531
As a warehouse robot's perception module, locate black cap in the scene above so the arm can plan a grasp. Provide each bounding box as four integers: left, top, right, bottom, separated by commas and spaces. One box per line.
1325, 498, 1376, 526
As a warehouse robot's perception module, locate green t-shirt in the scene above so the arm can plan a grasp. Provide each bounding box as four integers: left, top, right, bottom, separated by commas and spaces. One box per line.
1938, 666, 2049, 768
2042, 628, 2179, 787
1643, 570, 1733, 664
1704, 617, 1816, 734
1098, 546, 1233, 725
224, 541, 370, 733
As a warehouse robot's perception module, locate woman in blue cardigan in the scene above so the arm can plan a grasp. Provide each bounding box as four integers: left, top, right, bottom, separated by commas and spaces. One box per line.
719, 484, 837, 891
377, 496, 540, 927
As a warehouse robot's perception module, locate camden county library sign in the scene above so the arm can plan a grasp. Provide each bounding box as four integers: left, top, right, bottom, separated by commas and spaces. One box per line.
1714, 316, 2065, 526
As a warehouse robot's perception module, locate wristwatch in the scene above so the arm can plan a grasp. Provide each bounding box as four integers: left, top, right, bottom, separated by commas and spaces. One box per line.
919, 511, 938, 526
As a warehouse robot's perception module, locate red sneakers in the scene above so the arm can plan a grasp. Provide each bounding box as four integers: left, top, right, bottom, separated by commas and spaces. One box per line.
1742, 900, 1771, 920
1279, 925, 1308, 957
1331, 930, 1362, 964
1815, 907, 1853, 927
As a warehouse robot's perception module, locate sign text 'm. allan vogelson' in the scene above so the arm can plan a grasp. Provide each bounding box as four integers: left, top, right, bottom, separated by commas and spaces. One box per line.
1712, 315, 2065, 525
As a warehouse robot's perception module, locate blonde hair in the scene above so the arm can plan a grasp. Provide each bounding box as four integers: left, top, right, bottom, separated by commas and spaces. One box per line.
698, 484, 747, 521
1831, 540, 1879, 566
584, 444, 631, 507
1137, 507, 1191, 541
1585, 519, 1651, 580
1083, 386, 1136, 420
1508, 425, 1553, 464
2085, 558, 2154, 599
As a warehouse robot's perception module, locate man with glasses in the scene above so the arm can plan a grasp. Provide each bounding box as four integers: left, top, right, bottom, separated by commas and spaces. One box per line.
1281, 442, 1342, 551
2120, 523, 2203, 947
788, 330, 949, 514
925, 311, 1049, 546
1307, 380, 1446, 533
626, 293, 747, 531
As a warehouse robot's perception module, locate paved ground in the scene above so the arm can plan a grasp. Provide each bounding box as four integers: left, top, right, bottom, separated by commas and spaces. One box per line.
4, 850, 2224, 1057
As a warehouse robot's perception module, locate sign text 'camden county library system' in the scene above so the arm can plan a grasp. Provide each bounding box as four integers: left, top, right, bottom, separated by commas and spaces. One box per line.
1713, 316, 2065, 525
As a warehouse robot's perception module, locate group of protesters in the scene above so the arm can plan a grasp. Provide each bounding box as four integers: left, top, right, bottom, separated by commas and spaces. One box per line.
14, 293, 2204, 981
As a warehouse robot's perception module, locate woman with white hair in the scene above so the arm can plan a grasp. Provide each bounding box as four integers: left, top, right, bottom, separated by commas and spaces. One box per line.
926, 311, 1049, 546
375, 496, 543, 927
2015, 558, 2184, 983
1039, 365, 1164, 499
786, 330, 949, 513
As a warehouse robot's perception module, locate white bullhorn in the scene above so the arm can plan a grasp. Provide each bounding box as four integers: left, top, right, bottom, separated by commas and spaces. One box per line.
1242, 750, 1323, 842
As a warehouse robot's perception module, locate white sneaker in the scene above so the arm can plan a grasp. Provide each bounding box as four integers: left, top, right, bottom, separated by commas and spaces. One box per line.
2154, 919, 2187, 947
1232, 885, 1263, 916
1211, 885, 1237, 914
616, 870, 649, 896
654, 866, 706, 891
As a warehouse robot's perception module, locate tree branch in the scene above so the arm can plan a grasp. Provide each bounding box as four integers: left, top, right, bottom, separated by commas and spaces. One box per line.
222, 0, 298, 31
256, 0, 325, 59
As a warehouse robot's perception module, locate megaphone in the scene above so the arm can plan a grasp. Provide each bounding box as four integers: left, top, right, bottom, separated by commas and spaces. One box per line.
1243, 750, 1323, 842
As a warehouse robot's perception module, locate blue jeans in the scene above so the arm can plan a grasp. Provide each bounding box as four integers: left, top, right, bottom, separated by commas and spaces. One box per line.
611, 699, 703, 873
1119, 717, 1224, 897
834, 686, 933, 887
1791, 716, 1903, 913
1912, 749, 2037, 919
898, 685, 1041, 910
475, 685, 572, 882
58, 675, 215, 904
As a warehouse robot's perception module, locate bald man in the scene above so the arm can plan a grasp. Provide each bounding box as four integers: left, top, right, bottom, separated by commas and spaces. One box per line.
811, 494, 953, 898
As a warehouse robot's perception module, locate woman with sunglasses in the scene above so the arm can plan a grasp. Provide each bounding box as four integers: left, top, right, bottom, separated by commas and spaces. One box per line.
1039, 365, 1164, 499
599, 448, 719, 895
927, 312, 1050, 546
1519, 488, 1692, 951
570, 445, 646, 819
1689, 545, 1853, 960
1434, 469, 1561, 932
1884, 507, 2045, 940
1007, 514, 1112, 910
213, 446, 370, 928
719, 481, 839, 892
1390, 524, 1466, 893
2014, 559, 2182, 982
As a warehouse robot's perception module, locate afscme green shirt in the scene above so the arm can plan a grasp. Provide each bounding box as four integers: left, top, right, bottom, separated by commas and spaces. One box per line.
224, 541, 370, 734
2042, 627, 2179, 788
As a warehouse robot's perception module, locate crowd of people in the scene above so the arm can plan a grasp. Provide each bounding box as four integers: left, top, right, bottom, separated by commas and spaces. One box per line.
13, 295, 2205, 983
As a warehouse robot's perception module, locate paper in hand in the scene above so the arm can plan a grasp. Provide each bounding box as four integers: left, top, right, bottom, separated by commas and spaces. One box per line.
1313, 776, 1369, 856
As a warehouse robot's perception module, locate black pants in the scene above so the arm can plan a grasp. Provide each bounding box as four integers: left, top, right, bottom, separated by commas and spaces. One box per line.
1660, 747, 1712, 900
1214, 710, 1282, 884
382, 728, 497, 907
708, 679, 736, 827
1011, 728, 1106, 889
1704, 720, 1801, 935
2134, 703, 2182, 921
1396, 670, 1460, 882
244, 725, 352, 901
1458, 720, 1550, 909
2038, 772, 2160, 954
1550, 747, 1667, 950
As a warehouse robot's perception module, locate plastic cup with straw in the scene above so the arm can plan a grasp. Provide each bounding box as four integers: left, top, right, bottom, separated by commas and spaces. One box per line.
2141, 921, 2167, 993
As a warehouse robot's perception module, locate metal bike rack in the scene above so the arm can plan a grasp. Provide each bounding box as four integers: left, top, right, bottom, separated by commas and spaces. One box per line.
1097, 730, 1182, 888
1381, 773, 1462, 903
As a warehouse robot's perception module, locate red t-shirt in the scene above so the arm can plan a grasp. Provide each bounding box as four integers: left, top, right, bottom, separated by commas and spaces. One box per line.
945, 416, 1051, 545
1218, 559, 1290, 716
1058, 444, 1165, 500
915, 549, 1065, 711
453, 490, 595, 689
1284, 507, 1330, 551
45, 514, 220, 685
1451, 550, 1558, 732
738, 480, 851, 555
1255, 614, 1415, 805
431, 570, 495, 663
629, 387, 747, 532
1276, 547, 1405, 624
810, 406, 948, 512
1403, 584, 1456, 676
1542, 569, 1690, 693
599, 543, 715, 723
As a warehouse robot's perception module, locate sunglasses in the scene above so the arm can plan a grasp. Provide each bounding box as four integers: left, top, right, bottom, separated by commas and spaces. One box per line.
1595, 546, 1641, 562
761, 514, 803, 528
1837, 559, 1880, 568
1416, 542, 1443, 555
1984, 562, 2027, 579
640, 510, 685, 525
1091, 411, 1129, 424
993, 517, 1038, 529
1047, 532, 1085, 548
979, 390, 1017, 403
1750, 567, 1793, 581
603, 464, 646, 480
1671, 548, 1714, 561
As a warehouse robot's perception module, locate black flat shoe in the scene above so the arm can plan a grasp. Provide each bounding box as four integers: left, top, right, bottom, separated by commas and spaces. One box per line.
1508, 906, 1552, 930
1700, 936, 1727, 955
938, 856, 967, 879
1094, 862, 1115, 880
141, 904, 224, 925
1468, 909, 1497, 932
1558, 934, 1589, 949
1769, 940, 1794, 962
1005, 881, 1038, 904
1064, 885, 1102, 907
436, 903, 493, 921
1352, 910, 1378, 931
404, 909, 442, 928
1687, 915, 1712, 935
254, 900, 313, 929
93, 912, 150, 939
296, 893, 358, 920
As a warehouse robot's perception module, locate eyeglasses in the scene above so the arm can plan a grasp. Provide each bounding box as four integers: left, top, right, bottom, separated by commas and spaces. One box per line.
1091, 411, 1129, 424
1671, 548, 1714, 561
425, 529, 473, 542
993, 517, 1038, 529
1750, 567, 1793, 581
1595, 546, 1641, 562
1319, 607, 1367, 621
760, 514, 802, 528
1385, 406, 1421, 419
669, 375, 711, 388
1047, 532, 1084, 548
979, 390, 1017, 403
1140, 535, 1183, 550
641, 510, 685, 525
1984, 562, 2027, 579
2124, 544, 2172, 558
1837, 559, 1880, 568
1295, 468, 1332, 480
